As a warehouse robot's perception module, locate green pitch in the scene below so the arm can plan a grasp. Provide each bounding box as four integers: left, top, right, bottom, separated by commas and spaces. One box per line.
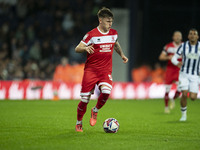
0, 99, 200, 150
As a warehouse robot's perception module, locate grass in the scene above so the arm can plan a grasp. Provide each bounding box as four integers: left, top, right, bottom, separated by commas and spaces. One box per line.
0, 99, 200, 150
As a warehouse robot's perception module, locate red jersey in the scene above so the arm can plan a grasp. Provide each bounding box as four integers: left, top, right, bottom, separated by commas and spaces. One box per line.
81, 27, 118, 73
163, 42, 182, 70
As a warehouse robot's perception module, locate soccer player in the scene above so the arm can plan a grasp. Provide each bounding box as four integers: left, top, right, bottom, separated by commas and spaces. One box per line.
171, 28, 200, 121
159, 31, 182, 113
75, 7, 128, 132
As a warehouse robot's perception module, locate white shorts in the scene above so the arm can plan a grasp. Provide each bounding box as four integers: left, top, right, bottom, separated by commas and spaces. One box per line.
178, 72, 199, 93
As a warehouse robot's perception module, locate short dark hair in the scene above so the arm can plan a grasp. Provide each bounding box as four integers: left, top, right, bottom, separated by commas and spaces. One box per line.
189, 28, 198, 34
97, 7, 113, 19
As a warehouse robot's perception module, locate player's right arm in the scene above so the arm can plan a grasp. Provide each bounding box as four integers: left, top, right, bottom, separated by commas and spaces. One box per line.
75, 42, 94, 54
158, 51, 172, 61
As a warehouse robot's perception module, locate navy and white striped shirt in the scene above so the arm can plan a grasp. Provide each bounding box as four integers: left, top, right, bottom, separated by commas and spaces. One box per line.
176, 41, 200, 75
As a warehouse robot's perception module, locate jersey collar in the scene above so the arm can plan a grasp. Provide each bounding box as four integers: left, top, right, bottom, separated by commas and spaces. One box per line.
97, 27, 109, 35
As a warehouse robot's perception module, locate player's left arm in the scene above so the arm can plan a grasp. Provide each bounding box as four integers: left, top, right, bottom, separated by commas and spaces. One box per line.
114, 41, 128, 63
171, 43, 183, 68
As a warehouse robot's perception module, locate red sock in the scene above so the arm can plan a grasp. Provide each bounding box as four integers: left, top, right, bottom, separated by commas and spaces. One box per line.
96, 93, 109, 109
173, 91, 181, 99
77, 101, 88, 121
164, 92, 169, 107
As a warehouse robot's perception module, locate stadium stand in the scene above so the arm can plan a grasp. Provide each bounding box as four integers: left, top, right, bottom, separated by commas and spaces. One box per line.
0, 0, 100, 81
0, 0, 166, 83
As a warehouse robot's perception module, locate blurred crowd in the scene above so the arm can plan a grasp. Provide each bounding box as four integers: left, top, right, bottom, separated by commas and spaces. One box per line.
0, 0, 109, 81
0, 0, 166, 83
131, 63, 166, 84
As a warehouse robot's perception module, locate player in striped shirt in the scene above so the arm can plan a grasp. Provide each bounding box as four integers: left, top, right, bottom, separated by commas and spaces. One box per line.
171, 28, 200, 121
75, 7, 128, 132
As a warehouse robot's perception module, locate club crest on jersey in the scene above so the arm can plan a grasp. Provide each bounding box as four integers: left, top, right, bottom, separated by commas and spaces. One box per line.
111, 36, 115, 42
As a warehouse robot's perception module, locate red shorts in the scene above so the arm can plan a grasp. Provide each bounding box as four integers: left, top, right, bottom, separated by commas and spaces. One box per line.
80, 71, 112, 96
165, 67, 179, 84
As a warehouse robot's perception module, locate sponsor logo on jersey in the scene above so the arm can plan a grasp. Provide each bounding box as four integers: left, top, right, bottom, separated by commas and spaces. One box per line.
99, 44, 112, 52
186, 53, 199, 59
111, 36, 115, 42
99, 50, 111, 52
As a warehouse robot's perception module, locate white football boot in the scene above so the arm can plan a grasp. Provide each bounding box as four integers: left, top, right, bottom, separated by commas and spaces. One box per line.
169, 99, 175, 109
164, 107, 170, 114
179, 114, 187, 121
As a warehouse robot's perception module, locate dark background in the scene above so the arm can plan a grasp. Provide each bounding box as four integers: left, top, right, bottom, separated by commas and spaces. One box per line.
129, 0, 200, 68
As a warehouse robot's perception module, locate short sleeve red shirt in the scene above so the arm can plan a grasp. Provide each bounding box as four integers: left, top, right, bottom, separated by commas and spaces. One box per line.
81, 27, 118, 73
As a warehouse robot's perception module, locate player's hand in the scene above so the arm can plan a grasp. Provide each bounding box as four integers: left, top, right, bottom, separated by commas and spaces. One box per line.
177, 62, 183, 68
122, 55, 128, 63
85, 44, 94, 54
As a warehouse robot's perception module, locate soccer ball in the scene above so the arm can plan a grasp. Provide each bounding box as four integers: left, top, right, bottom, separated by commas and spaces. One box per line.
103, 118, 119, 133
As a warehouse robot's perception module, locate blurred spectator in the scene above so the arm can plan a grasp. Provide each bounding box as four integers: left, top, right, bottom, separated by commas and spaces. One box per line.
70, 62, 84, 83
41, 40, 53, 62
0, 58, 9, 80
131, 65, 151, 83
26, 25, 35, 41
131, 63, 166, 83
13, 66, 24, 80
1, 22, 10, 36
15, 23, 25, 40
151, 63, 165, 84
53, 57, 84, 83
62, 10, 74, 31
19, 44, 29, 65
29, 41, 41, 61
53, 57, 71, 82
16, 0, 28, 20
0, 43, 9, 59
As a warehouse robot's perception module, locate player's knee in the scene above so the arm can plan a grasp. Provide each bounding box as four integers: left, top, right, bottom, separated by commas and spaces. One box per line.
165, 85, 171, 93
81, 95, 90, 103
101, 86, 111, 95
182, 92, 187, 98
190, 95, 197, 101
